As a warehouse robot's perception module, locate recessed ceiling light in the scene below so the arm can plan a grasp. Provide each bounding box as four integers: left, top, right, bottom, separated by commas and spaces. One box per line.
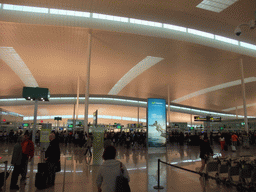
196, 0, 239, 13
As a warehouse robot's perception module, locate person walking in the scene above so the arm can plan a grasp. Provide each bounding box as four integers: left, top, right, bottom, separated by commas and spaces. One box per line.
199, 135, 213, 174
96, 146, 130, 192
219, 134, 225, 151
84, 135, 92, 157
231, 133, 239, 147
44, 133, 60, 187
20, 132, 34, 182
10, 136, 23, 190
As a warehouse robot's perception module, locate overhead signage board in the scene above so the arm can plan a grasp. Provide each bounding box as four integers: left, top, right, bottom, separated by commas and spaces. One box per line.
147, 98, 166, 148
209, 116, 221, 122
194, 116, 221, 122
194, 116, 208, 121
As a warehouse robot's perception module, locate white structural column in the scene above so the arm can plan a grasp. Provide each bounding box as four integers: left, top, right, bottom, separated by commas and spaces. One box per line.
167, 85, 170, 126
240, 58, 249, 134
84, 31, 92, 134
236, 106, 238, 119
137, 106, 140, 127
32, 99, 38, 166
73, 104, 76, 130
76, 76, 80, 120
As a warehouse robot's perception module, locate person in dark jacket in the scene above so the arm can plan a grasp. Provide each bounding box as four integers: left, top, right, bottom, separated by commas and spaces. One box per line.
199, 135, 213, 173
10, 136, 23, 190
45, 133, 60, 186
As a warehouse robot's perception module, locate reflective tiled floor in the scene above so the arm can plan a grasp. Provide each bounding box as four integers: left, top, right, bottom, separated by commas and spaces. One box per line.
0, 142, 255, 192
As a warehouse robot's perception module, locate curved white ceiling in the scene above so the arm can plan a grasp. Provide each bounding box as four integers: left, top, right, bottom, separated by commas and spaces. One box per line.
0, 47, 38, 87
108, 56, 164, 95
172, 77, 256, 103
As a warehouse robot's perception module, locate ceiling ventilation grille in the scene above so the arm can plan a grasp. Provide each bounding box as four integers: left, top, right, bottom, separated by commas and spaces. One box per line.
196, 0, 239, 13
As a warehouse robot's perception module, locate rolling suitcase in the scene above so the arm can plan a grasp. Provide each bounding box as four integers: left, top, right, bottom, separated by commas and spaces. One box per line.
231, 145, 236, 152
35, 150, 48, 189
35, 172, 48, 189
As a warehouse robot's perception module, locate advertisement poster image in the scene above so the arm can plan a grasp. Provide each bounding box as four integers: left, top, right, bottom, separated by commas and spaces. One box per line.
147, 98, 166, 147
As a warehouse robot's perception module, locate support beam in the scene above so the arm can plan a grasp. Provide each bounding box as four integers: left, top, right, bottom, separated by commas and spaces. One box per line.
240, 58, 249, 134
84, 31, 92, 134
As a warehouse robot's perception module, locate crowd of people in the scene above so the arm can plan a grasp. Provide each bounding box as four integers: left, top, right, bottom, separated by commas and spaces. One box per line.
5, 127, 256, 191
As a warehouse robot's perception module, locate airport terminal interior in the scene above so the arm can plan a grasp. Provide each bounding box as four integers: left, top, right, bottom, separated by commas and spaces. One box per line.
1, 0, 256, 191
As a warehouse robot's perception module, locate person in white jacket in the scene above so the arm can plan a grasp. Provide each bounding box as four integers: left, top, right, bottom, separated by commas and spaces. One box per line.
96, 146, 130, 192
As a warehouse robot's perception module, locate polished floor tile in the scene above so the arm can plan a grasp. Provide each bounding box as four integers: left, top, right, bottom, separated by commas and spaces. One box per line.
0, 142, 255, 191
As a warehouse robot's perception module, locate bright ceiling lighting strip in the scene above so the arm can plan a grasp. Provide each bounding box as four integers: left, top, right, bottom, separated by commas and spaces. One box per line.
240, 42, 256, 51
23, 115, 146, 122
50, 9, 90, 17
3, 4, 48, 13
222, 103, 256, 112
196, 0, 239, 13
108, 56, 164, 95
172, 77, 256, 103
130, 18, 162, 27
0, 47, 38, 87
1, 96, 251, 118
92, 13, 128, 22
188, 29, 214, 39
2, 4, 256, 53
215, 35, 239, 45
163, 24, 187, 32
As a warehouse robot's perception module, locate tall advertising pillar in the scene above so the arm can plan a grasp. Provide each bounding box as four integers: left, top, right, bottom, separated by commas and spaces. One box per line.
92, 126, 104, 165
147, 98, 167, 190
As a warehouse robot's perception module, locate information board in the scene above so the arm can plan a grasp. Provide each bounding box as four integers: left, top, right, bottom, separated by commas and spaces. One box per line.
147, 98, 166, 147
40, 129, 51, 143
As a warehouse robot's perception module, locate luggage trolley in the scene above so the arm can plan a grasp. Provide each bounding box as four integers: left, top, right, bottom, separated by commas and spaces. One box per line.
215, 157, 229, 184
236, 155, 254, 191
225, 158, 240, 187
205, 156, 219, 180
0, 161, 13, 191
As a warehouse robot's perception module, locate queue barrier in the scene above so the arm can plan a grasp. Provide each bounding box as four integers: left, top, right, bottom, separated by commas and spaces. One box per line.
153, 158, 251, 191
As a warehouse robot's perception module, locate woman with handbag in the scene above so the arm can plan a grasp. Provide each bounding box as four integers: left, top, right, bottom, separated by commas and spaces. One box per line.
96, 146, 130, 192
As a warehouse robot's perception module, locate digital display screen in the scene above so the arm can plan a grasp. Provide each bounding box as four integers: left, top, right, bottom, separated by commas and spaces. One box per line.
23, 123, 29, 127
194, 116, 207, 121
68, 125, 73, 128
147, 98, 166, 147
194, 116, 221, 122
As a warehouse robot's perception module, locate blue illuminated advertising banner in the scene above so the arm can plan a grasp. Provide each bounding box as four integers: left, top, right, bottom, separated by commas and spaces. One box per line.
147, 98, 166, 147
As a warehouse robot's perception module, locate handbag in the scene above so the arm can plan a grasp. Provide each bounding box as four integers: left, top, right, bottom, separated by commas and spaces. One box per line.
56, 160, 61, 172
115, 162, 131, 192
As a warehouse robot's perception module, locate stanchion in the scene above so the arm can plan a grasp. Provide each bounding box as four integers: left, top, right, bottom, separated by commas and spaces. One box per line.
153, 159, 164, 190
3, 161, 7, 192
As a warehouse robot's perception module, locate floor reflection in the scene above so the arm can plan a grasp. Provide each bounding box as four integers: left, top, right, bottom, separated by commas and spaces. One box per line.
1, 142, 256, 191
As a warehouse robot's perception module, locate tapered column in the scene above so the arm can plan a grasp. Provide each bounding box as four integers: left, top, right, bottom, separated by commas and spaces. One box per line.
76, 76, 80, 120
73, 104, 76, 131
167, 85, 170, 126
137, 106, 140, 127
84, 31, 92, 134
236, 106, 238, 119
31, 99, 38, 166
240, 58, 248, 134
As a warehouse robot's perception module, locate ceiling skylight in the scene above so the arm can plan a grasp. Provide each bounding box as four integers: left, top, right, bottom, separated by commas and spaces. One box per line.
50, 9, 90, 18
172, 77, 256, 103
108, 56, 164, 95
196, 0, 239, 13
0, 47, 38, 87
93, 13, 128, 22
3, 4, 48, 13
